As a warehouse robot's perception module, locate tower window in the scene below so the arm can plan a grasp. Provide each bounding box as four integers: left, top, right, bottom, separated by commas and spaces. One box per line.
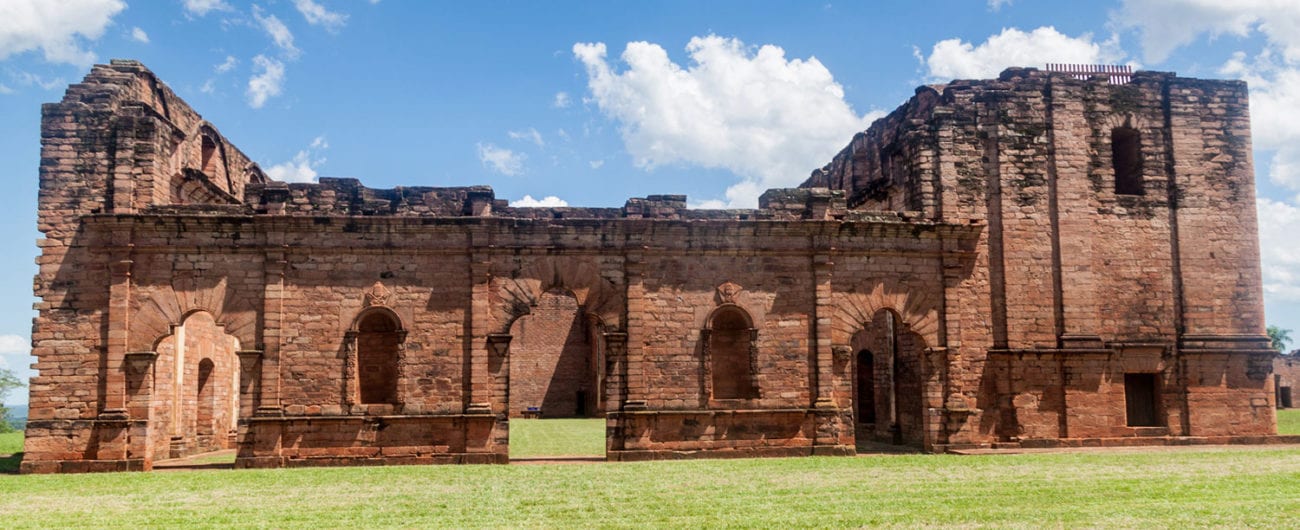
1112, 127, 1143, 195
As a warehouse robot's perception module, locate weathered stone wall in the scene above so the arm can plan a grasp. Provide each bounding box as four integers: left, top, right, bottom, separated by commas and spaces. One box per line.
22, 62, 1285, 472
802, 67, 1277, 448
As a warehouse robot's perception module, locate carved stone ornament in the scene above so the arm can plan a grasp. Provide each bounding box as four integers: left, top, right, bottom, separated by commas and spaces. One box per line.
716, 281, 743, 304
364, 281, 391, 307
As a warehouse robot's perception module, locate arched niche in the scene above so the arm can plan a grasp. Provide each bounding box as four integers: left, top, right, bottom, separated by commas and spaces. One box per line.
702, 304, 759, 401
343, 306, 407, 409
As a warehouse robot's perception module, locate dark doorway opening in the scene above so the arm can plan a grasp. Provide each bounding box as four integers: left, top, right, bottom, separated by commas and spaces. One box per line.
1125, 373, 1161, 427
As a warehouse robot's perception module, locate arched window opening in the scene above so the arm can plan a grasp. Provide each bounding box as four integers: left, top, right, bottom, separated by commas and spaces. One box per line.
200, 135, 218, 176
357, 311, 401, 405
1112, 126, 1143, 195
856, 350, 876, 424
709, 306, 757, 400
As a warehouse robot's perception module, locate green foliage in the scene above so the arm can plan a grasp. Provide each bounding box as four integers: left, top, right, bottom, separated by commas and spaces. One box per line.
1270, 326, 1294, 353
0, 369, 23, 433
0, 447, 1299, 527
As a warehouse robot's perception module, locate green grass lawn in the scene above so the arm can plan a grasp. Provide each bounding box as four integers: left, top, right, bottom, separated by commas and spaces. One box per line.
0, 447, 1296, 528
1, 419, 1298, 527
1280, 408, 1300, 435
508, 418, 605, 458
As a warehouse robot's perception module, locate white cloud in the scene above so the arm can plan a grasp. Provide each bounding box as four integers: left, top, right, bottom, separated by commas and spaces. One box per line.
0, 84, 12, 95
266, 136, 328, 183
921, 26, 1127, 81
510, 195, 568, 207
508, 127, 545, 147
253, 7, 300, 58
0, 0, 126, 65
1114, 0, 1300, 64
477, 143, 525, 176
553, 91, 571, 108
293, 0, 347, 32
215, 55, 238, 73
183, 0, 230, 17
12, 71, 65, 90
988, 0, 1013, 11
574, 35, 878, 208
1258, 198, 1300, 302
0, 334, 28, 355
589, 160, 604, 169
247, 54, 285, 108
130, 27, 149, 44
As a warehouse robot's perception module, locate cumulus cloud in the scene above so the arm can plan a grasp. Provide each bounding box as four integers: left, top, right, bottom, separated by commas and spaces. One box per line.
477, 143, 525, 176
247, 54, 285, 108
510, 195, 568, 207
293, 0, 347, 32
988, 0, 1013, 11
1258, 198, 1300, 302
253, 6, 300, 58
0, 334, 28, 355
183, 0, 230, 17
215, 55, 237, 73
1114, 0, 1300, 64
130, 27, 149, 44
508, 128, 545, 147
574, 35, 878, 207
921, 26, 1127, 81
553, 91, 571, 108
0, 0, 126, 65
266, 136, 328, 183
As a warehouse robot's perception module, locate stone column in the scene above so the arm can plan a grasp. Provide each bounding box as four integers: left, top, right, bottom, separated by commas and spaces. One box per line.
123, 351, 158, 468
236, 350, 263, 419
101, 254, 134, 419
812, 252, 835, 409
622, 251, 647, 411
466, 251, 492, 414
256, 250, 286, 416
602, 332, 628, 412
485, 333, 512, 415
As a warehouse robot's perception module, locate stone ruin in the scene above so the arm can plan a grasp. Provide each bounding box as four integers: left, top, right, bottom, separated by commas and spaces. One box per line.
19, 60, 1291, 472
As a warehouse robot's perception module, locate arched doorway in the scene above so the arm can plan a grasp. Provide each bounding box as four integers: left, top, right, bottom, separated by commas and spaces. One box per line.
851, 309, 925, 446
508, 289, 601, 418
153, 311, 240, 459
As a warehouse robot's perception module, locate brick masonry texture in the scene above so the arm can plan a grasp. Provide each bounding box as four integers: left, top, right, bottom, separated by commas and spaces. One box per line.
19, 61, 1290, 473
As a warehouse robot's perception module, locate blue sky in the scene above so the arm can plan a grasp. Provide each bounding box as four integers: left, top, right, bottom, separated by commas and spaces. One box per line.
2, 0, 1299, 404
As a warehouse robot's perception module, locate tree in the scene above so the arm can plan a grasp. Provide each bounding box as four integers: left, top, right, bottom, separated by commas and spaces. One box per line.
0, 368, 23, 433
1268, 325, 1293, 354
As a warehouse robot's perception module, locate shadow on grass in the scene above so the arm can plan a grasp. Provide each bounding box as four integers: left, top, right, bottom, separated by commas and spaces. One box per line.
0, 453, 22, 474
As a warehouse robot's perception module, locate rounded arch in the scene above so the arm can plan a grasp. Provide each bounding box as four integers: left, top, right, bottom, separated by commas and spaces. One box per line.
131, 275, 259, 354
831, 280, 940, 348
703, 303, 755, 330
493, 257, 624, 334
349, 305, 406, 333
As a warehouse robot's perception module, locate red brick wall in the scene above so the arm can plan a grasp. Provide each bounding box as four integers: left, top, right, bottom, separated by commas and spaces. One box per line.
508, 290, 594, 417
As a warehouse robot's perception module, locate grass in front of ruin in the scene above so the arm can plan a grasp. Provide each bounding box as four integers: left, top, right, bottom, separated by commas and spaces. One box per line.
0, 438, 1296, 527
509, 418, 606, 458
1279, 408, 1300, 435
